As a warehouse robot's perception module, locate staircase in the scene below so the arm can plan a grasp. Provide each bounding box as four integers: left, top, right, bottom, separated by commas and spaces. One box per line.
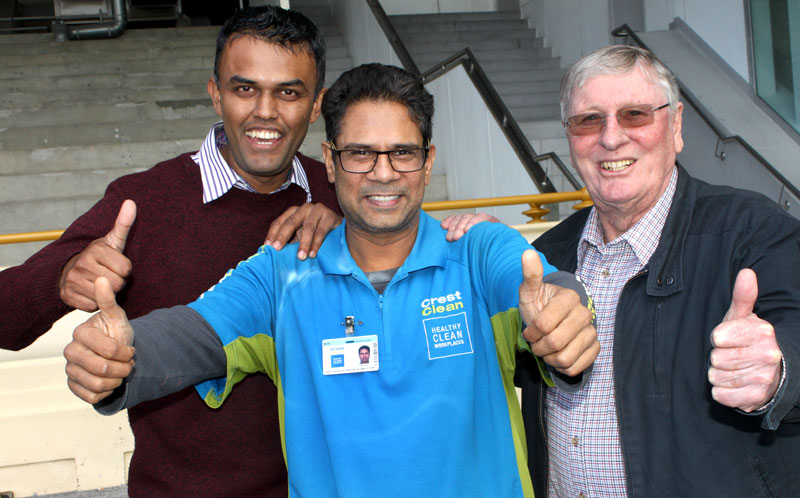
390, 10, 575, 193
0, 11, 353, 268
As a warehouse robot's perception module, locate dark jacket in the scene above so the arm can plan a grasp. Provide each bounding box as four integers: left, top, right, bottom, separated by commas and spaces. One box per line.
517, 167, 800, 497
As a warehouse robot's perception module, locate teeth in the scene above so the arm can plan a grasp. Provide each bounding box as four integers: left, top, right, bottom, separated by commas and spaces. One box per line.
600, 159, 634, 172
246, 130, 281, 140
369, 195, 399, 202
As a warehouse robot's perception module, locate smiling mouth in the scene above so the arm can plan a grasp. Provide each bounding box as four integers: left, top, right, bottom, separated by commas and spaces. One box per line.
368, 195, 400, 202
600, 159, 634, 172
245, 129, 282, 144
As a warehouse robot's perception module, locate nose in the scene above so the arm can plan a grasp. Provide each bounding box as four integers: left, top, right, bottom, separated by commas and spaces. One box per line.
254, 93, 278, 120
368, 153, 400, 183
598, 114, 630, 150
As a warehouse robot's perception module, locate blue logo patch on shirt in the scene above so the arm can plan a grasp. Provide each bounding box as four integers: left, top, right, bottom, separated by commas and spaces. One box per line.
331, 354, 344, 368
423, 312, 473, 360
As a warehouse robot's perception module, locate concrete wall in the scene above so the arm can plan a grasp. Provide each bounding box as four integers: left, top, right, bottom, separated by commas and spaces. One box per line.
643, 0, 750, 81
329, 0, 403, 67
518, 0, 749, 81
519, 0, 612, 67
426, 65, 544, 224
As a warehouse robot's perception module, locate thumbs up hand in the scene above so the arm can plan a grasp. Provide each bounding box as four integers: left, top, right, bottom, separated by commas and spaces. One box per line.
708, 269, 783, 412
64, 276, 135, 404
519, 250, 599, 377
59, 200, 136, 311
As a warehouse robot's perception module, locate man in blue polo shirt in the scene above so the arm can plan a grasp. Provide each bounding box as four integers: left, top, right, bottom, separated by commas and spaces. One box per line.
65, 63, 598, 497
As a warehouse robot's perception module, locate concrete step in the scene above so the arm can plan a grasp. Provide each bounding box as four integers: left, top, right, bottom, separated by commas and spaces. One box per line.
0, 53, 351, 93
2, 83, 211, 109
0, 195, 105, 235
2, 55, 213, 79
0, 116, 218, 150
390, 11, 523, 24
391, 19, 532, 34
492, 79, 561, 96
0, 67, 211, 93
503, 92, 561, 108
415, 54, 561, 72
0, 139, 202, 176
403, 37, 544, 53
0, 168, 147, 204
3, 99, 216, 128
510, 104, 563, 122
0, 33, 346, 63
483, 67, 565, 84
392, 29, 539, 44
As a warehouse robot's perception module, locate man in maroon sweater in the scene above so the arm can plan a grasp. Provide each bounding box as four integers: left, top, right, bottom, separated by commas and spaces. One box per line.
0, 7, 341, 496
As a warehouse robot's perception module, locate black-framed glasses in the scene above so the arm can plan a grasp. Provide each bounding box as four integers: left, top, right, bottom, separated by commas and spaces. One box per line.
327, 141, 429, 173
563, 103, 670, 136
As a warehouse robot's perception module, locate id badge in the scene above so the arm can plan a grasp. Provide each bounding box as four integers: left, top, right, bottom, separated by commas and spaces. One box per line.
322, 335, 379, 375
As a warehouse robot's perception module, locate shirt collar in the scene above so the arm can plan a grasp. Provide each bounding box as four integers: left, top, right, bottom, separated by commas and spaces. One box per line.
578, 166, 679, 267
192, 121, 312, 204
317, 211, 447, 278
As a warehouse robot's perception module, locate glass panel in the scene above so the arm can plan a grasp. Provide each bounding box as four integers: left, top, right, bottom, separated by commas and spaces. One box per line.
751, 0, 800, 132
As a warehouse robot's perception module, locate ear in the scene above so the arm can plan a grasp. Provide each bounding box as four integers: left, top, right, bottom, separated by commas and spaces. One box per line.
423, 144, 436, 186
322, 141, 336, 184
671, 101, 684, 154
208, 77, 223, 117
309, 87, 326, 124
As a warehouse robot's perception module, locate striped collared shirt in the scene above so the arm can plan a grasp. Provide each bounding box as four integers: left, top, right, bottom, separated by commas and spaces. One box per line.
545, 167, 679, 498
192, 121, 313, 204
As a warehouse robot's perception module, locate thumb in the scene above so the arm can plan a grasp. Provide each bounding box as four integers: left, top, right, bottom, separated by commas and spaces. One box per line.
520, 249, 544, 303
94, 276, 129, 342
724, 268, 758, 322
104, 199, 136, 252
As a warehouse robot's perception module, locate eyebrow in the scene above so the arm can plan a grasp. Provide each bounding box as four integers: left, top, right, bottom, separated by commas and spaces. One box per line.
277, 78, 306, 88
227, 76, 308, 89
341, 142, 423, 149
229, 75, 257, 85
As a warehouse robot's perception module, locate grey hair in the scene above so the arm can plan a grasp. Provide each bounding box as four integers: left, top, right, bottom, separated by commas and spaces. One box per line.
559, 45, 680, 119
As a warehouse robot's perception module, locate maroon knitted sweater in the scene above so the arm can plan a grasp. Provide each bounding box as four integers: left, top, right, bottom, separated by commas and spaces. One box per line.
0, 152, 340, 496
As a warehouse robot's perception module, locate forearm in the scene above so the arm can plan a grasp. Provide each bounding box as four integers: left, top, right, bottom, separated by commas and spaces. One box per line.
94, 305, 227, 414
0, 251, 76, 350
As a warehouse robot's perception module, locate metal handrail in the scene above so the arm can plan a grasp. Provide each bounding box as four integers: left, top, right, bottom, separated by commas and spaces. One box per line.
612, 24, 800, 204
0, 190, 594, 245
364, 1, 580, 193
0, 230, 64, 245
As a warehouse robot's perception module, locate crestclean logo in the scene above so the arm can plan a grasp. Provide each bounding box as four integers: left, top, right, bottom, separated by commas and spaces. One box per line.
420, 291, 464, 316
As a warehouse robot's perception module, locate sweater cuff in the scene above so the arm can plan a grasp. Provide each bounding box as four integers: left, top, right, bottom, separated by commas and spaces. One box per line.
26, 254, 75, 316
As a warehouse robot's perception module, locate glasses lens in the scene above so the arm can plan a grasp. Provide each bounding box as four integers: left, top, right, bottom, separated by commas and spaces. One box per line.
388, 149, 425, 172
617, 106, 656, 128
568, 113, 604, 136
340, 150, 377, 173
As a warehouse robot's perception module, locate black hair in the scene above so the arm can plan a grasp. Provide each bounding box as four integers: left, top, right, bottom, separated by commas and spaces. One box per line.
359, 345, 370, 354
213, 6, 326, 96
322, 63, 434, 144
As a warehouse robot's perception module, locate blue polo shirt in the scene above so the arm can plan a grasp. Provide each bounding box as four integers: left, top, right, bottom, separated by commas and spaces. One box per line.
191, 212, 556, 498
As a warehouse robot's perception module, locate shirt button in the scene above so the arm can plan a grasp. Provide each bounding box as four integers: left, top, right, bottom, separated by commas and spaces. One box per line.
601, 269, 610, 278
666, 276, 674, 285
571, 437, 579, 447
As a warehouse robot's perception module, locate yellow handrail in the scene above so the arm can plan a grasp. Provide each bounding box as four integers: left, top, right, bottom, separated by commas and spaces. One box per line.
0, 230, 65, 245
0, 189, 592, 245
422, 188, 592, 223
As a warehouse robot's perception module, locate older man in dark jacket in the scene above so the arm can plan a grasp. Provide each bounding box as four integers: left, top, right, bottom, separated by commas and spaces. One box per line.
516, 45, 800, 497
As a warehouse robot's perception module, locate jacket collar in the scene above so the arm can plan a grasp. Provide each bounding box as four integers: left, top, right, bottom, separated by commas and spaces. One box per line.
317, 211, 447, 278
